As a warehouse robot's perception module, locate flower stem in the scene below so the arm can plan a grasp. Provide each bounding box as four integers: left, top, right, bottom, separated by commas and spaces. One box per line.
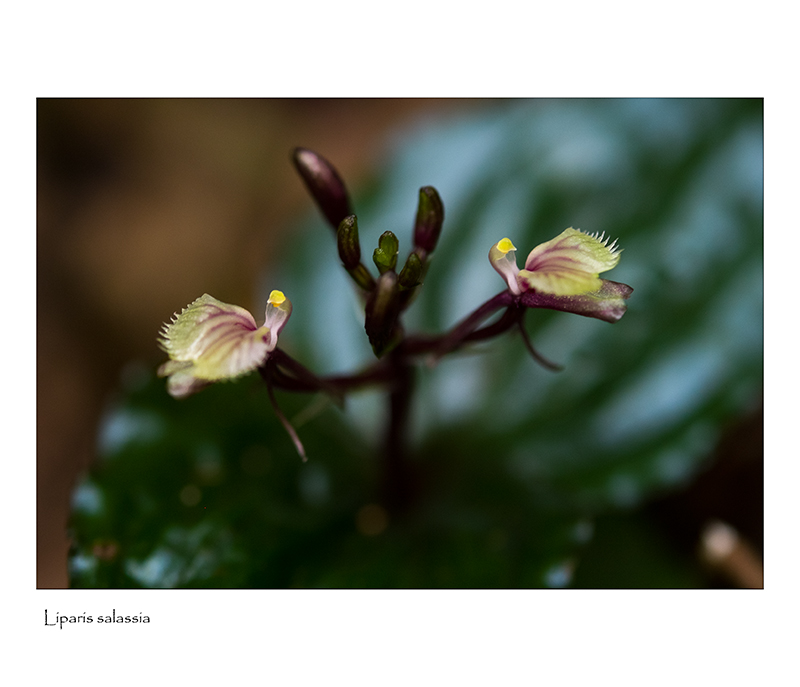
516, 315, 563, 371
382, 349, 415, 513
260, 364, 307, 462
401, 290, 515, 358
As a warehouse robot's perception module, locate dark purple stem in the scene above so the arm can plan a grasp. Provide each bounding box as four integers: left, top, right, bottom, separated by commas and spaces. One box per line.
270, 348, 343, 400
259, 364, 307, 462
463, 305, 521, 343
516, 315, 563, 371
382, 350, 415, 513
402, 290, 515, 357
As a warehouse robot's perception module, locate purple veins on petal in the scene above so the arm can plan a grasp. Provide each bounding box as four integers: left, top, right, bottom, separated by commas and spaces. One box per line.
157, 291, 292, 398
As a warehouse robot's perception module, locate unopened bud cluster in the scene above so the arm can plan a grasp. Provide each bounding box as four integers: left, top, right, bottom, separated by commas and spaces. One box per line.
293, 148, 445, 357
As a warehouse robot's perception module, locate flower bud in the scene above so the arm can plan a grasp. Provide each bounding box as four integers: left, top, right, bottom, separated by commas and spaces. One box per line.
337, 215, 362, 270
398, 251, 422, 290
413, 186, 444, 255
373, 231, 399, 274
364, 271, 402, 358
335, 215, 375, 291
292, 147, 353, 231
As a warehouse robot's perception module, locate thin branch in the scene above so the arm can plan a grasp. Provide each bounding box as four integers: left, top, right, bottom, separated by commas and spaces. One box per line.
260, 366, 307, 462
268, 366, 321, 393
402, 290, 515, 357
463, 306, 520, 342
270, 348, 343, 402
517, 316, 563, 372
323, 361, 395, 391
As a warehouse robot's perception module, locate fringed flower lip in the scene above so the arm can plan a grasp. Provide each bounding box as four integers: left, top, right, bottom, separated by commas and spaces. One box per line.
489, 227, 632, 323
158, 290, 292, 398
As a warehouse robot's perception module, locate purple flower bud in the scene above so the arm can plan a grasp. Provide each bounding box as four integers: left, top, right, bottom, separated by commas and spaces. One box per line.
292, 147, 353, 231
413, 186, 444, 256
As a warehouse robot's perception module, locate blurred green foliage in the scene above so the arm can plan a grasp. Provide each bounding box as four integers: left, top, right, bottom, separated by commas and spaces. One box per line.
69, 99, 762, 587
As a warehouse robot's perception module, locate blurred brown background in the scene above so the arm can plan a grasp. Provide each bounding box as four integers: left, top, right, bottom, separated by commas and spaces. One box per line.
37, 98, 490, 588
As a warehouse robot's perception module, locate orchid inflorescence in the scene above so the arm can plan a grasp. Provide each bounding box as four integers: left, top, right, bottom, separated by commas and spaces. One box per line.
158, 148, 632, 471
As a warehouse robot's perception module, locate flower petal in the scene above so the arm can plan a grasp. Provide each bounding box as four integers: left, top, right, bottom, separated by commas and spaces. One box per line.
158, 293, 275, 384
489, 237, 522, 295
520, 227, 622, 296
262, 290, 292, 350
158, 364, 212, 399
520, 279, 633, 323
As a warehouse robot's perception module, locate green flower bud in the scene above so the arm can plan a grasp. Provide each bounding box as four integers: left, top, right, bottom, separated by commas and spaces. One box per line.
337, 215, 362, 270
373, 231, 399, 274
398, 251, 422, 290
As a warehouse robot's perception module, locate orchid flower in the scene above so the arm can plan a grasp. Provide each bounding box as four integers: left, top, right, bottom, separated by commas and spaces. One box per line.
158, 291, 292, 399
489, 228, 632, 323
